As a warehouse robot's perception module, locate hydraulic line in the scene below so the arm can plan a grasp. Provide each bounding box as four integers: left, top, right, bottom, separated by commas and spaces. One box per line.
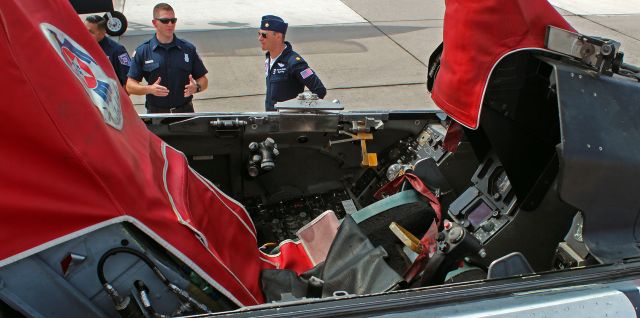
97, 247, 209, 316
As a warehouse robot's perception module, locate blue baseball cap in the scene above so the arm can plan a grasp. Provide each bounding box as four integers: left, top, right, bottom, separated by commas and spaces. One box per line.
260, 15, 288, 34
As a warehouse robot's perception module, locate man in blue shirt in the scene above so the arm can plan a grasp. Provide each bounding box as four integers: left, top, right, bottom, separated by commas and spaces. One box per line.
84, 15, 130, 86
259, 15, 326, 111
126, 3, 208, 113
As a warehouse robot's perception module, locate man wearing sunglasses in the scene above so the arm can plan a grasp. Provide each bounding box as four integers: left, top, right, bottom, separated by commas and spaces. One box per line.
126, 3, 208, 113
84, 15, 130, 87
259, 15, 326, 111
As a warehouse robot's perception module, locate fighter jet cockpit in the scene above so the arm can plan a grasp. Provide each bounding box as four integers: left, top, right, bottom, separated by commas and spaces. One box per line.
3, 0, 640, 316
140, 24, 640, 302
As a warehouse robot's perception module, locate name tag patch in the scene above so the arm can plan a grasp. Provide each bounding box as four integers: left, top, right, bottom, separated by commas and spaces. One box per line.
144, 59, 154, 64
273, 67, 286, 75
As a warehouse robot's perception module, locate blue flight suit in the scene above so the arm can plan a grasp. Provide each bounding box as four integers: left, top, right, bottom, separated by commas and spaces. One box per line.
265, 42, 326, 111
99, 36, 130, 86
128, 35, 208, 113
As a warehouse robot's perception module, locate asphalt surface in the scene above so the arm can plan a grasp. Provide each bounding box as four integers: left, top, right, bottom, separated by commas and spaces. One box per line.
108, 0, 640, 113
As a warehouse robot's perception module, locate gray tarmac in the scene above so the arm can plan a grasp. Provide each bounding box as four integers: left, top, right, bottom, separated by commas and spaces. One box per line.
110, 0, 640, 114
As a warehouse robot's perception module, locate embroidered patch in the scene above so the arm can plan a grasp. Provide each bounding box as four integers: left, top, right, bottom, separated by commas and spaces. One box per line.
118, 53, 130, 66
40, 23, 122, 130
300, 68, 314, 79
184, 53, 189, 63
295, 56, 301, 61
277, 62, 285, 68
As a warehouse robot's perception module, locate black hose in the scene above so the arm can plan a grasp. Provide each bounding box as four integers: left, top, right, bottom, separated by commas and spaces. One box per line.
97, 247, 169, 286
97, 247, 210, 314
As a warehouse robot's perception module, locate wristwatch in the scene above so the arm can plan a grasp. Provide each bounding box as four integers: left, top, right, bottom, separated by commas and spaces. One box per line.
195, 83, 202, 93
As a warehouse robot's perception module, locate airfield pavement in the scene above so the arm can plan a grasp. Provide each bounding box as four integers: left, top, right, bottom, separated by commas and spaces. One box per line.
106, 0, 640, 113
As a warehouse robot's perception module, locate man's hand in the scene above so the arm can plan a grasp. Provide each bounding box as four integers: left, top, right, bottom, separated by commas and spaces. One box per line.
148, 77, 169, 96
184, 75, 197, 97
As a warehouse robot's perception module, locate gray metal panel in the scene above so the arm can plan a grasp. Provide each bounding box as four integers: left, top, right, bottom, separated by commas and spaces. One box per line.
553, 60, 640, 263
372, 287, 636, 318
0, 224, 190, 317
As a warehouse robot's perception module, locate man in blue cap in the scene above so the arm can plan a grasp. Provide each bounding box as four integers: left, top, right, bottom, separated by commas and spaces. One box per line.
259, 15, 326, 111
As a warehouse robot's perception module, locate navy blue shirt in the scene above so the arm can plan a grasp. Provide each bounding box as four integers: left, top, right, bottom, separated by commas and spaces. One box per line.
128, 35, 208, 110
265, 42, 326, 111
99, 36, 130, 86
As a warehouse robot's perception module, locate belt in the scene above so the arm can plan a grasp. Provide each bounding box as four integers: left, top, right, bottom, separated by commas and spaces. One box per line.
146, 101, 194, 114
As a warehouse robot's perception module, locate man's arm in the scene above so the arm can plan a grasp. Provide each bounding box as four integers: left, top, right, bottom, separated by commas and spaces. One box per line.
183, 75, 208, 97
196, 75, 208, 93
113, 46, 131, 87
126, 77, 169, 96
293, 61, 327, 99
125, 47, 169, 97
189, 47, 209, 95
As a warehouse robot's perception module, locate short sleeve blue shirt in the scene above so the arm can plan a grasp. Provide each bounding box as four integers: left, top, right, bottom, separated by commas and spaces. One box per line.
99, 36, 130, 86
128, 35, 208, 109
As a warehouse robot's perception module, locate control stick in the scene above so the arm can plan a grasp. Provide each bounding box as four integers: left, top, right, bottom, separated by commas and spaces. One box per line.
419, 220, 485, 286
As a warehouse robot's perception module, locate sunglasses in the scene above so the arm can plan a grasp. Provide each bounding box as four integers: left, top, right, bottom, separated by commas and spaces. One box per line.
258, 31, 268, 38
155, 17, 177, 24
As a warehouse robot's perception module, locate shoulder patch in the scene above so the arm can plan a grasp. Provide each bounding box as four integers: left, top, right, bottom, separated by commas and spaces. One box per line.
40, 23, 122, 130
295, 56, 301, 61
300, 68, 314, 79
118, 53, 131, 66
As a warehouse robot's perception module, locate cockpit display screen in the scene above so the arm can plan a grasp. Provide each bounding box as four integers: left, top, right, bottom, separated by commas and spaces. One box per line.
468, 200, 492, 227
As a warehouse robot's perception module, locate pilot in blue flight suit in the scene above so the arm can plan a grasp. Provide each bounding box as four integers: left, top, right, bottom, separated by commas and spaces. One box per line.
84, 15, 130, 86
126, 3, 208, 113
259, 15, 326, 111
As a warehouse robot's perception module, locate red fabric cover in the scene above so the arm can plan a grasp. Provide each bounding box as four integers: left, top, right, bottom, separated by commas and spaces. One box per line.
374, 173, 442, 226
0, 0, 312, 306
431, 0, 575, 129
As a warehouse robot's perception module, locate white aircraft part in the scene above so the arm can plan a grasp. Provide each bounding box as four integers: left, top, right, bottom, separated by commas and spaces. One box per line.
549, 0, 640, 15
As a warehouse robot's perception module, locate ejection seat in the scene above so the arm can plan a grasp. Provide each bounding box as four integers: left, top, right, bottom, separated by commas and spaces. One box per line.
259, 173, 439, 301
